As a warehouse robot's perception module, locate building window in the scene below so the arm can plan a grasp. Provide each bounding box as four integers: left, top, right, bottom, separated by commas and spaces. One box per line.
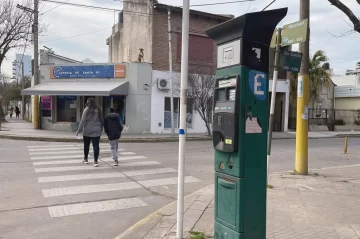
164, 97, 193, 128
177, 34, 213, 63
57, 96, 76, 122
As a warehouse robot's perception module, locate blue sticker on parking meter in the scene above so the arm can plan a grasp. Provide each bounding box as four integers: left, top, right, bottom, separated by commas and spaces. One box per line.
249, 70, 267, 101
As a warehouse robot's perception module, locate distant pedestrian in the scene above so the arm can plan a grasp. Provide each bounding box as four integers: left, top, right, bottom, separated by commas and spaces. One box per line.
9, 106, 14, 118
76, 98, 104, 167
15, 107, 20, 118
104, 107, 123, 166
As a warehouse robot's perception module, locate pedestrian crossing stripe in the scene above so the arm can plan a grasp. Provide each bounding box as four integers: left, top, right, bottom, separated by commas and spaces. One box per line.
32, 156, 147, 166
29, 148, 119, 156
48, 197, 148, 218
38, 172, 125, 183
27, 143, 118, 149
30, 151, 135, 161
42, 176, 200, 197
34, 161, 161, 173
37, 167, 178, 183
28, 146, 123, 152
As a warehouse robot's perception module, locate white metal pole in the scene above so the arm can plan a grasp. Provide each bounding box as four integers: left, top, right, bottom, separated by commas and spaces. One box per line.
21, 61, 25, 120
267, 28, 282, 184
168, 8, 175, 136
176, 0, 190, 238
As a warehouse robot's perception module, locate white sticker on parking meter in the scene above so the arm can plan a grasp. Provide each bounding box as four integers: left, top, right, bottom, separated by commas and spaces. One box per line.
246, 117, 262, 134
249, 70, 267, 101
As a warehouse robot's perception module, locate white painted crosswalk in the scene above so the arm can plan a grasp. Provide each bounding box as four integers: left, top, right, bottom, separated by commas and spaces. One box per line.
27, 143, 202, 218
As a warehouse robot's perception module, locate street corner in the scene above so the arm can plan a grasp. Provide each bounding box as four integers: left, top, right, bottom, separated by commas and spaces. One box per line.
115, 185, 214, 239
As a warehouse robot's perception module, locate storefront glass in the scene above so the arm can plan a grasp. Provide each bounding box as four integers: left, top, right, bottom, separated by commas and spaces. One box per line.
57, 96, 76, 122
164, 97, 193, 128
103, 96, 126, 124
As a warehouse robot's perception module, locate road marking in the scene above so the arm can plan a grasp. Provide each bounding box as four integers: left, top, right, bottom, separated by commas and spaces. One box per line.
28, 147, 126, 152
119, 161, 161, 167
35, 166, 104, 173
48, 198, 147, 217
37, 167, 177, 183
43, 182, 142, 197
120, 152, 136, 155
27, 145, 76, 148
31, 155, 85, 160
38, 172, 125, 183
123, 168, 177, 177
42, 176, 200, 197
29, 147, 82, 152
140, 176, 200, 187
35, 161, 161, 173
33, 156, 147, 166
29, 149, 115, 156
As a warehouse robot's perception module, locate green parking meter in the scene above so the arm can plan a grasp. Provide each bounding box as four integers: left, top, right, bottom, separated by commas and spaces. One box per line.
206, 8, 287, 239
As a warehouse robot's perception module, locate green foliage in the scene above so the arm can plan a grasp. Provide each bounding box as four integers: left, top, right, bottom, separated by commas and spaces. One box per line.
189, 231, 210, 239
289, 50, 331, 104
354, 109, 360, 125
335, 119, 345, 125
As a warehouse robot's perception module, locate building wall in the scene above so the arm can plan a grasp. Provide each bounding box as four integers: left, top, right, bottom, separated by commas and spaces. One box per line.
38, 63, 152, 134
332, 75, 358, 86
152, 7, 229, 75
151, 70, 208, 134
335, 98, 360, 110
123, 0, 154, 63
125, 63, 152, 133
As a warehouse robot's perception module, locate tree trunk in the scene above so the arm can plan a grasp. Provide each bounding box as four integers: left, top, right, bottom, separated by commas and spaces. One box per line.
0, 99, 5, 122
205, 122, 212, 136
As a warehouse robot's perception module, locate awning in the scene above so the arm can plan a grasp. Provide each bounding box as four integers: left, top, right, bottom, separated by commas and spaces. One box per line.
21, 81, 129, 96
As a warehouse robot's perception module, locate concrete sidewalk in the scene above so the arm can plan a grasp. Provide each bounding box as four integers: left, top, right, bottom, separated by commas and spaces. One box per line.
116, 165, 360, 239
1, 118, 359, 143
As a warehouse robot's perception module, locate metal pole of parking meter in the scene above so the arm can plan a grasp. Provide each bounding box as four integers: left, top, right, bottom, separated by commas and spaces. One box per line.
176, 0, 190, 238
267, 28, 282, 184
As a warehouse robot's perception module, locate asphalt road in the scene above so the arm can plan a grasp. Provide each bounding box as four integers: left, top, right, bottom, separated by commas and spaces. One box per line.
0, 137, 360, 239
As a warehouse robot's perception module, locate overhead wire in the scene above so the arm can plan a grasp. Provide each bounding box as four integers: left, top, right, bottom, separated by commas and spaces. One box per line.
41, 0, 70, 15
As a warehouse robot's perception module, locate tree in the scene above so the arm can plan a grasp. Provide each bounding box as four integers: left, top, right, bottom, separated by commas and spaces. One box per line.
328, 0, 360, 35
289, 50, 331, 107
187, 74, 215, 136
0, 0, 33, 121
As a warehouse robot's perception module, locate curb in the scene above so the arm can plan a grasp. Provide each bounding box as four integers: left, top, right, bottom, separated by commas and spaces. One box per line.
114, 185, 212, 239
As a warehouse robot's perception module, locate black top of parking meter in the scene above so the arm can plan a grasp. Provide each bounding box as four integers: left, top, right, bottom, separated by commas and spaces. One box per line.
205, 8, 288, 46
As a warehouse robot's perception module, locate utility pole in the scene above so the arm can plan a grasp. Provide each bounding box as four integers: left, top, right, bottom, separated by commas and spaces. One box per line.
33, 0, 40, 129
267, 27, 282, 183
176, 0, 190, 238
21, 61, 25, 120
168, 8, 175, 136
295, 0, 310, 175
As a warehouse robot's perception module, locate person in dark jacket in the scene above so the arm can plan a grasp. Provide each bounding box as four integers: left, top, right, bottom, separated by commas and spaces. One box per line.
104, 107, 123, 166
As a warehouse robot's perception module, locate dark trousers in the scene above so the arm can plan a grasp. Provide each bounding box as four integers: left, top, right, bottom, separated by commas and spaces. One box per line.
83, 136, 100, 162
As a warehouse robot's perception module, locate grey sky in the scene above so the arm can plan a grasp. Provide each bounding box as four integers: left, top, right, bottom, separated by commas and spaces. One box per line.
2, 0, 360, 76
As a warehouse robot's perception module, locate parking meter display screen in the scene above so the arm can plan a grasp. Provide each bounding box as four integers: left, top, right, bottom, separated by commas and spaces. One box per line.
217, 89, 226, 101
229, 89, 236, 101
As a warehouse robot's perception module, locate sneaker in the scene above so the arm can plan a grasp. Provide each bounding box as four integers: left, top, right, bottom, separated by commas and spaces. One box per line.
82, 159, 88, 164
93, 161, 99, 167
113, 160, 118, 166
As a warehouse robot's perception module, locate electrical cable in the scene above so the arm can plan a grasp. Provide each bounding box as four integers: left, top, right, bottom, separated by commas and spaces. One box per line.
42, 0, 70, 15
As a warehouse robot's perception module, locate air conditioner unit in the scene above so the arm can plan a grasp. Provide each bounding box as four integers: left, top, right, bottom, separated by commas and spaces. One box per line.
157, 79, 170, 90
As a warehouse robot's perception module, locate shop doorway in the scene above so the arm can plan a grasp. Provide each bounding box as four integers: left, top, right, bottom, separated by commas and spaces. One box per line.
103, 96, 126, 124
